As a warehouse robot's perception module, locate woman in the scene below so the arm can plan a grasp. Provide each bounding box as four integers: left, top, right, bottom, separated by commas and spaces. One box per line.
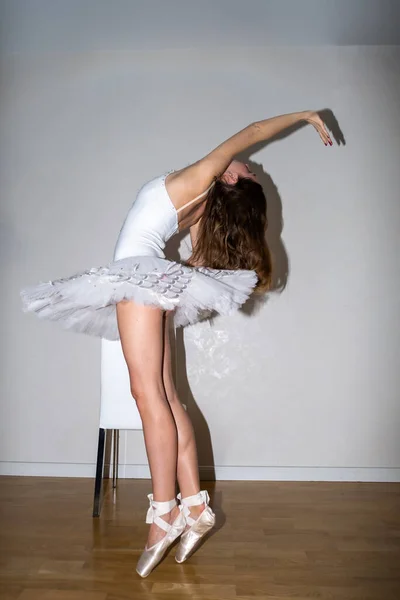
20, 110, 332, 577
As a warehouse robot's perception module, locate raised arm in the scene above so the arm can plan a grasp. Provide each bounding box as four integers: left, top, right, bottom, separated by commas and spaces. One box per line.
202, 110, 331, 177
166, 111, 331, 203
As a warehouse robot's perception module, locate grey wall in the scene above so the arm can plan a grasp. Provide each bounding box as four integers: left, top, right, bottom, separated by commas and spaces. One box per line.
1, 0, 400, 50
1, 2, 399, 481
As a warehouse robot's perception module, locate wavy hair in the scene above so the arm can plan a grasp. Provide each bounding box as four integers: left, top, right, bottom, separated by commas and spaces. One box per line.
184, 177, 272, 294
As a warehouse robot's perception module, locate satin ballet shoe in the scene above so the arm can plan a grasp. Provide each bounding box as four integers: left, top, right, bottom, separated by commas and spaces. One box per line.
136, 493, 186, 578
174, 489, 216, 563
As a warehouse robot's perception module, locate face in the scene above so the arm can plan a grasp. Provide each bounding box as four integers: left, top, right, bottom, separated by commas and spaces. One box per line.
221, 160, 258, 184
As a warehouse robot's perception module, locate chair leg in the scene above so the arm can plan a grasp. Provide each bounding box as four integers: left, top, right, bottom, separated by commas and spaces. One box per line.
116, 429, 120, 483
112, 429, 119, 488
93, 428, 106, 517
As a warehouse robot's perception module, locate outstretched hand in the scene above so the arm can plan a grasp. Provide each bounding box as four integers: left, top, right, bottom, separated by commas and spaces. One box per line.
304, 111, 333, 146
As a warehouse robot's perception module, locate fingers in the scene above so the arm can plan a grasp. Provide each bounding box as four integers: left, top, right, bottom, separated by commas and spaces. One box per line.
313, 120, 333, 146
307, 113, 334, 146
321, 122, 333, 146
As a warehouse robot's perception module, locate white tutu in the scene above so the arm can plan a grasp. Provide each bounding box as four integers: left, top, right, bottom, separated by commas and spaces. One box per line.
20, 255, 258, 340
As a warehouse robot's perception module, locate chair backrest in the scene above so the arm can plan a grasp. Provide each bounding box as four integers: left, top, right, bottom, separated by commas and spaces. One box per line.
100, 338, 143, 430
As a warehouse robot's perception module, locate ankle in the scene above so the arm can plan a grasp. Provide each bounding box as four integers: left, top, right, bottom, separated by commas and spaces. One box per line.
188, 502, 206, 513
160, 504, 180, 523
183, 502, 206, 526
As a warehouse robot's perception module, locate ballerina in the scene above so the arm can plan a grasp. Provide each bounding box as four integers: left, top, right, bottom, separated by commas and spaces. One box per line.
20, 110, 332, 577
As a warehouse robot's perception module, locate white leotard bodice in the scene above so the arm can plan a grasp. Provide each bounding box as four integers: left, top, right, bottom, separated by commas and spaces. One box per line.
113, 171, 213, 261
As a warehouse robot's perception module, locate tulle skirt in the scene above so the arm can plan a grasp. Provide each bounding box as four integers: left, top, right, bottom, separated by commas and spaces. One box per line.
20, 255, 258, 340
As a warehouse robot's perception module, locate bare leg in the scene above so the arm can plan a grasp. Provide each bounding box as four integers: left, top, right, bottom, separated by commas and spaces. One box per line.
162, 312, 206, 530
116, 302, 180, 548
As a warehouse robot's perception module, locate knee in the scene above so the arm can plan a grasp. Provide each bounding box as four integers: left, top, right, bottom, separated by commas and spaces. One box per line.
129, 377, 148, 405
129, 381, 145, 405
129, 376, 164, 413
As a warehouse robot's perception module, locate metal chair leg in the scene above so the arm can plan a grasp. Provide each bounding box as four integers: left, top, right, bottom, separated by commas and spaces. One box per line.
112, 429, 119, 488
92, 428, 106, 517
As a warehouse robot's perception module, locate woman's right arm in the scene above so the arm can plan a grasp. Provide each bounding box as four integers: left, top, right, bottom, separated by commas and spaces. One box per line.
167, 111, 331, 203
200, 111, 331, 176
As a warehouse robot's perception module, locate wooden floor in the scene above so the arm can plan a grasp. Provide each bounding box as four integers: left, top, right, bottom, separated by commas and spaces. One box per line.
0, 477, 399, 600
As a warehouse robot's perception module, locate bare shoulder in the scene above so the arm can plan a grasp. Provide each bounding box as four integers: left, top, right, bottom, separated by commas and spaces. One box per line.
165, 160, 217, 207
165, 122, 259, 205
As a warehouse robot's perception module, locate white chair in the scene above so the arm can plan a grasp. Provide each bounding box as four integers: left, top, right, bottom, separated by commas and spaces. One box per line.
93, 337, 143, 517
93, 321, 184, 517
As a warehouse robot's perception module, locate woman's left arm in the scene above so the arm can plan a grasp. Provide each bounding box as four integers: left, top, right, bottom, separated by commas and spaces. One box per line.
180, 216, 206, 267
188, 219, 202, 264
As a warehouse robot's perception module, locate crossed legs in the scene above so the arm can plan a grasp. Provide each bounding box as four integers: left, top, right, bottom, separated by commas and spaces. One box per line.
116, 302, 205, 548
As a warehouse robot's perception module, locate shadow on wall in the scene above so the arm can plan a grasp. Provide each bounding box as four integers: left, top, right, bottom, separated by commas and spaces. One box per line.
237, 108, 345, 315
162, 108, 344, 478
162, 160, 290, 481
162, 159, 286, 480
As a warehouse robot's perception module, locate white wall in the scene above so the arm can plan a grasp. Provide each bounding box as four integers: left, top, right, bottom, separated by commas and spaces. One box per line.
1, 43, 399, 481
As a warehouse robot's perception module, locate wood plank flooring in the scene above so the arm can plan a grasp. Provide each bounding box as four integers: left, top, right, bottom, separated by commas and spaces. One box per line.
0, 477, 399, 599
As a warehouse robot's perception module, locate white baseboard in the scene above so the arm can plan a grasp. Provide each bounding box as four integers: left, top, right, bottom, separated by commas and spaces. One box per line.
1, 462, 400, 482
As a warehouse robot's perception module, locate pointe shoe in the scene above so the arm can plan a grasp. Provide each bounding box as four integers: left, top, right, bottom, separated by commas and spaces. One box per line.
174, 489, 216, 563
136, 493, 186, 578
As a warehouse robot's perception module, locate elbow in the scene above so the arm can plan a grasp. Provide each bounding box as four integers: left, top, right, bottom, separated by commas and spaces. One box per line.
249, 121, 262, 141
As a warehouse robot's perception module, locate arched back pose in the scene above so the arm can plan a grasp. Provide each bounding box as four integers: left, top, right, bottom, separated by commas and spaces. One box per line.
21, 110, 332, 577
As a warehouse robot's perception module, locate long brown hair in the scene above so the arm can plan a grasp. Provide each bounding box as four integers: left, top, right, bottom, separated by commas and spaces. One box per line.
185, 177, 272, 294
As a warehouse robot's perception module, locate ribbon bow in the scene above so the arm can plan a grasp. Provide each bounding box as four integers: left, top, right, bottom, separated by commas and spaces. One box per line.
178, 489, 210, 520
145, 493, 179, 524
